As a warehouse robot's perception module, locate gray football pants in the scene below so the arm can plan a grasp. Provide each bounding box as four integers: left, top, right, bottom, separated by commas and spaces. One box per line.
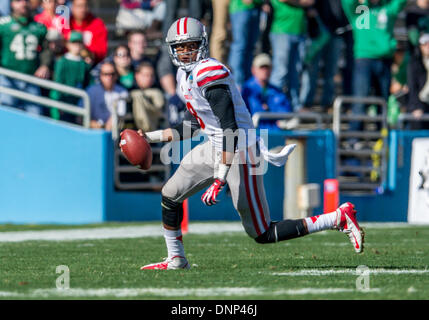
162, 141, 271, 238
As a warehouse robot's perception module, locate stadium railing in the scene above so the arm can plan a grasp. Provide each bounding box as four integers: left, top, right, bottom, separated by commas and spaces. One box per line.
252, 112, 326, 130
0, 67, 91, 128
332, 95, 388, 195
396, 113, 429, 129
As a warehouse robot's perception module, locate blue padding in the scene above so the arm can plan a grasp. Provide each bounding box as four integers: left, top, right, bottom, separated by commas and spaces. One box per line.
0, 106, 108, 224
388, 130, 398, 191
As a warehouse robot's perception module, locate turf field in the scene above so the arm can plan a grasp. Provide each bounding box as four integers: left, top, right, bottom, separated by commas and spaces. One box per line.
0, 222, 428, 300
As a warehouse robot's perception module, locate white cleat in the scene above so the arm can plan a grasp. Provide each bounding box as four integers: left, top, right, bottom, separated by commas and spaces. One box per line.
335, 202, 365, 253
141, 256, 191, 270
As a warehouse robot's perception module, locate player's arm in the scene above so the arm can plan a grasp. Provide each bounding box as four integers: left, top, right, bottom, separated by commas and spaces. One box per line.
201, 84, 238, 206
140, 111, 200, 142
205, 84, 238, 166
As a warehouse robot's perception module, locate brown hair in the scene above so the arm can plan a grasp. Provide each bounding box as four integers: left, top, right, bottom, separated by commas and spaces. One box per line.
135, 61, 155, 74
99, 61, 118, 77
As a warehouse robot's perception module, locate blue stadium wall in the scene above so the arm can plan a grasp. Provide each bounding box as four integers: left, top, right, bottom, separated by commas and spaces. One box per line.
0, 105, 426, 224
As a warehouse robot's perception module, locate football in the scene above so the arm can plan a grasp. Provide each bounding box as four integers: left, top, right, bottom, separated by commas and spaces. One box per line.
119, 129, 152, 170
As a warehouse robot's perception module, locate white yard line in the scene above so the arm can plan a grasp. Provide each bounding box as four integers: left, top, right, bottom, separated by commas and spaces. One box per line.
271, 269, 429, 276
0, 223, 244, 242
0, 287, 380, 298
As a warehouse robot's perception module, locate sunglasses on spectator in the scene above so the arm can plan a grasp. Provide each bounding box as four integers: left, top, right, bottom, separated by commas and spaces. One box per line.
115, 52, 130, 58
101, 72, 116, 77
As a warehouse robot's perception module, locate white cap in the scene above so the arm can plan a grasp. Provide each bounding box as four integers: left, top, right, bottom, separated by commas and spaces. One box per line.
46, 29, 63, 41
419, 33, 429, 45
252, 53, 272, 68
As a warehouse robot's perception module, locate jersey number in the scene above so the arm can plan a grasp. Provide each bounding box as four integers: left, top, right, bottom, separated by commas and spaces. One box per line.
10, 34, 38, 60
186, 102, 205, 129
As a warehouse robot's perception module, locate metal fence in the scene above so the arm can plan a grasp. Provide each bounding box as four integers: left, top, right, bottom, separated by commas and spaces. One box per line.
0, 67, 91, 128
332, 95, 388, 194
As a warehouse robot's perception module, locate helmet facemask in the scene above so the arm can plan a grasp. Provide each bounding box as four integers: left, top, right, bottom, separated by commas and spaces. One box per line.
165, 17, 209, 72
168, 39, 208, 72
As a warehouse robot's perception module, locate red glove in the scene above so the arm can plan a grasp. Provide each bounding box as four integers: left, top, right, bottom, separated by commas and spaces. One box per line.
201, 179, 226, 206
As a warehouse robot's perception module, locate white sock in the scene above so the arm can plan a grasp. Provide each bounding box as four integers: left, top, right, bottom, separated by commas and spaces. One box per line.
163, 227, 186, 259
305, 211, 337, 234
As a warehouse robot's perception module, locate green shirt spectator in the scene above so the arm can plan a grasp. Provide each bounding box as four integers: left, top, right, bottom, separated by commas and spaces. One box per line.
50, 31, 91, 102
270, 0, 307, 35
229, 0, 263, 14
0, 0, 53, 115
0, 15, 49, 74
342, 0, 407, 59
119, 72, 135, 89
50, 31, 91, 122
113, 44, 135, 90
50, 54, 91, 102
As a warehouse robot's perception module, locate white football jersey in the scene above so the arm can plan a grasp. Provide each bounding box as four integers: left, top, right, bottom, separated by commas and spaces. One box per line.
176, 58, 256, 151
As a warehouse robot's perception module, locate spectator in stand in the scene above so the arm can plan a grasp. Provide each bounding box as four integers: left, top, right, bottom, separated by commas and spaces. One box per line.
342, 0, 407, 130
91, 31, 154, 84
128, 30, 154, 69
406, 0, 429, 55
301, 0, 354, 111
228, 0, 262, 87
46, 29, 65, 60
391, 0, 429, 94
269, 0, 314, 112
131, 62, 165, 132
0, 0, 53, 115
50, 31, 91, 122
113, 45, 135, 90
161, 0, 208, 37
210, 0, 230, 64
116, 0, 165, 39
62, 0, 108, 64
242, 53, 292, 130
29, 0, 42, 15
86, 61, 129, 130
34, 0, 68, 33
407, 33, 429, 130
57, 0, 71, 9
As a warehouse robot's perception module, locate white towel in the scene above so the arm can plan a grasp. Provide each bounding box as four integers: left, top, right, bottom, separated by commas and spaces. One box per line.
258, 137, 297, 167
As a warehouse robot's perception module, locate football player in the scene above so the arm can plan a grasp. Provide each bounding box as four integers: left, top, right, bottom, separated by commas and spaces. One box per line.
135, 18, 364, 270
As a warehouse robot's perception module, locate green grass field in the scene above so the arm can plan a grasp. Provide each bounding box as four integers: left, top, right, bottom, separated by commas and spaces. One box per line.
0, 222, 428, 300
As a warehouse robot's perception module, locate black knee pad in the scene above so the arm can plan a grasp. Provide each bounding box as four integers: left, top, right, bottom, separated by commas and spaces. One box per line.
254, 222, 277, 244
161, 196, 183, 229
254, 219, 306, 244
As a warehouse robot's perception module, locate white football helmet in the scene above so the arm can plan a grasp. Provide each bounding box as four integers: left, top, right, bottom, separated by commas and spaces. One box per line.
166, 17, 209, 72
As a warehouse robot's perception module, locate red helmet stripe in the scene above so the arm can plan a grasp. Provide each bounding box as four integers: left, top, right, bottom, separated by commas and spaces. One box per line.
177, 18, 181, 35
184, 17, 188, 34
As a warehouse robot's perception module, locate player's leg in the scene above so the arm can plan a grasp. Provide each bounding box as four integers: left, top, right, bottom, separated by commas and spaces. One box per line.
227, 148, 272, 239
250, 201, 364, 253
141, 141, 215, 270
303, 202, 365, 253
228, 158, 308, 242
228, 146, 364, 253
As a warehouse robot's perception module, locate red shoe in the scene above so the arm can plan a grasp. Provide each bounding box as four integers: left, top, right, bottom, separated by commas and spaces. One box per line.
141, 256, 190, 270
335, 202, 365, 253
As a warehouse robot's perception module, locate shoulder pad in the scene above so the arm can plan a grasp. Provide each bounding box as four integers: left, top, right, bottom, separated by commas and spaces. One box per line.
194, 58, 230, 88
